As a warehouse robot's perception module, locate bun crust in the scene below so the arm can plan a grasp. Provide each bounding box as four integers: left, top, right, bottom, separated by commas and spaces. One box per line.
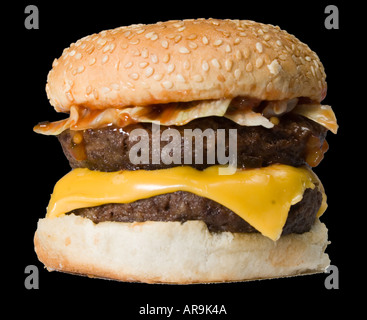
34, 215, 330, 284
46, 19, 326, 112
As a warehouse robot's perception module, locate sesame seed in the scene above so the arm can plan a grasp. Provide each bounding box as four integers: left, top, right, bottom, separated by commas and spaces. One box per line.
202, 36, 209, 45
124, 61, 133, 69
77, 66, 85, 73
86, 85, 92, 95
311, 66, 315, 76
86, 45, 95, 54
69, 50, 76, 57
128, 73, 139, 80
183, 61, 190, 70
176, 74, 185, 82
126, 81, 134, 89
174, 35, 182, 43
202, 60, 209, 71
89, 57, 96, 65
256, 57, 264, 68
151, 54, 158, 63
234, 38, 240, 45
129, 39, 140, 45
179, 47, 190, 54
256, 42, 263, 53
188, 41, 198, 49
96, 38, 107, 46
234, 69, 241, 79
235, 50, 242, 59
225, 45, 232, 53
92, 89, 99, 100
154, 73, 163, 81
150, 34, 158, 41
276, 40, 282, 47
64, 82, 72, 92
66, 91, 74, 102
267, 59, 281, 75
220, 30, 231, 38
132, 49, 141, 56
225, 59, 233, 71
145, 67, 154, 77
167, 64, 175, 74
187, 34, 197, 40
142, 49, 149, 58
114, 60, 120, 70
101, 55, 109, 64
243, 47, 250, 59
213, 39, 223, 46
211, 59, 221, 69
75, 52, 82, 60
145, 31, 155, 39
139, 62, 149, 68
245, 62, 253, 72
162, 80, 173, 89
305, 56, 311, 61
177, 26, 186, 32
193, 74, 203, 82
109, 43, 116, 52
161, 40, 169, 48
103, 44, 111, 53
173, 22, 184, 28
163, 54, 170, 63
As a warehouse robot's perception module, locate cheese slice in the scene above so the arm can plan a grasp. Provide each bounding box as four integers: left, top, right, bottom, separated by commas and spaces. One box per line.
46, 164, 327, 241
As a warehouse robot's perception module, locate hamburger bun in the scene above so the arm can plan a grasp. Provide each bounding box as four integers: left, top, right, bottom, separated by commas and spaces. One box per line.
35, 215, 329, 283
46, 19, 326, 112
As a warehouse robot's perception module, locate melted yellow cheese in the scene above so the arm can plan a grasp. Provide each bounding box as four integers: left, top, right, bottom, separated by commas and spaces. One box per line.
46, 165, 327, 241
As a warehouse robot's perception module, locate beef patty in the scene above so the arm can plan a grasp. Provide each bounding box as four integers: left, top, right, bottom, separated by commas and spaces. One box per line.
58, 114, 327, 172
69, 188, 322, 235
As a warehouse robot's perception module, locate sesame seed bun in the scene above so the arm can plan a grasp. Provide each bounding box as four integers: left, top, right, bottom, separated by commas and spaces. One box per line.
46, 18, 327, 112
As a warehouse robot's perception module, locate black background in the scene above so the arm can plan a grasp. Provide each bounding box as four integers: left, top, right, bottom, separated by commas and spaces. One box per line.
9, 0, 364, 317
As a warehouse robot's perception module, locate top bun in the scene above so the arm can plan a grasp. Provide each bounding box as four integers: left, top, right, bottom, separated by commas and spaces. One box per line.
46, 18, 327, 112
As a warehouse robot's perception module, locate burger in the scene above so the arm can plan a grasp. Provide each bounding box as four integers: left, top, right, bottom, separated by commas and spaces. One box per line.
33, 18, 338, 283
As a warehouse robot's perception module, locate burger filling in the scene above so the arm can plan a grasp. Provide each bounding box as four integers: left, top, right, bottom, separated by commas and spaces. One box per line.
68, 188, 322, 235
58, 113, 328, 171
35, 96, 337, 240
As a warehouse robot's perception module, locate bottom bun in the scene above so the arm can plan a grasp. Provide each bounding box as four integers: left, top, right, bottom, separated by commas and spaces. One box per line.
34, 214, 330, 284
